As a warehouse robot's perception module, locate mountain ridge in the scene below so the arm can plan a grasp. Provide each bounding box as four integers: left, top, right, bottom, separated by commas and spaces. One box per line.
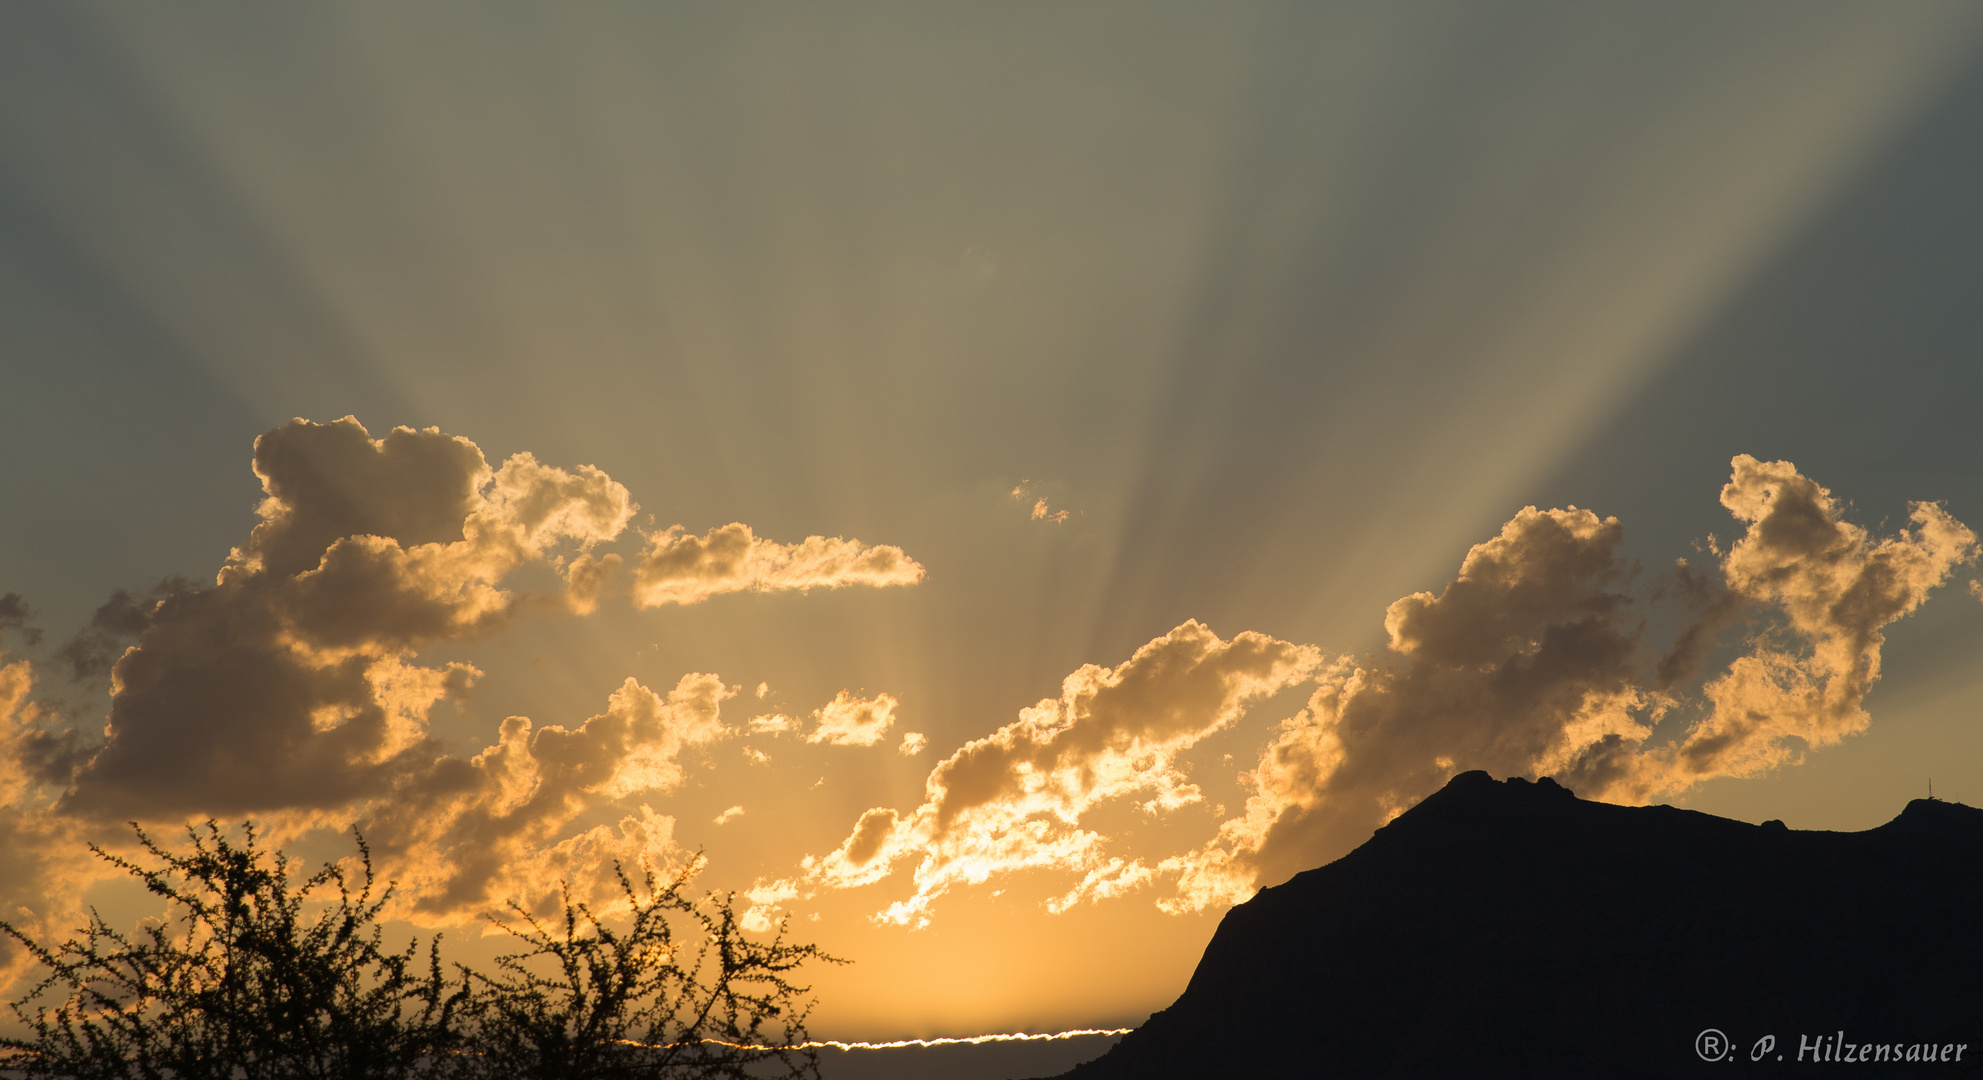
1050, 772, 1983, 1079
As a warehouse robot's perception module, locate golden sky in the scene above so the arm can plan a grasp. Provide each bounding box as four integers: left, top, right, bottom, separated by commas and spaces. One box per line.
7, 2, 1983, 1040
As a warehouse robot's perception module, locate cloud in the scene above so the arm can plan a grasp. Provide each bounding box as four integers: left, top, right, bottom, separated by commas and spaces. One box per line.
1153, 505, 1657, 909
1160, 457, 1975, 911
53, 584, 185, 682
0, 416, 944, 951
0, 595, 40, 648
562, 553, 624, 616
756, 457, 1970, 927
8, 430, 1967, 953
358, 673, 733, 919
1601, 455, 1977, 798
0, 655, 94, 984
806, 691, 899, 747
765, 621, 1320, 927
1010, 481, 1070, 524
631, 523, 924, 608
741, 691, 907, 747
57, 417, 635, 821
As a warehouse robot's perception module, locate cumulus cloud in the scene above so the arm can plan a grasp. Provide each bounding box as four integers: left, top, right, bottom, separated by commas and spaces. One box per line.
0, 655, 93, 984
58, 417, 635, 820
7, 431, 1965, 954
1158, 456, 1975, 911
631, 523, 924, 608
358, 674, 734, 919
1604, 455, 1977, 798
53, 584, 182, 682
0, 416, 725, 930
771, 456, 1971, 927
760, 621, 1320, 927
0, 416, 941, 954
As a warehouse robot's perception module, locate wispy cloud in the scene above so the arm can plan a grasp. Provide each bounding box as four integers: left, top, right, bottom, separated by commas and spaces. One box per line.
1010, 481, 1071, 524
631, 523, 924, 607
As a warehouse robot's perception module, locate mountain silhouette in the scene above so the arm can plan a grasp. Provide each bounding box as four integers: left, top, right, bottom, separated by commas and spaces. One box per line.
1050, 772, 1983, 1079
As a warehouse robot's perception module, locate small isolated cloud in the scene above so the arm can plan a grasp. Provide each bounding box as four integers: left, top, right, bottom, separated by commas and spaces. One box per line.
763, 621, 1320, 928
631, 523, 924, 608
1010, 481, 1070, 524
714, 805, 745, 826
742, 746, 771, 766
898, 731, 928, 756
748, 714, 797, 735
807, 691, 899, 747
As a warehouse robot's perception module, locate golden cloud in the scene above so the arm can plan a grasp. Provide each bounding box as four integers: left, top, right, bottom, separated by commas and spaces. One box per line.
60, 418, 634, 821
360, 673, 734, 919
777, 457, 1974, 925
1162, 457, 1976, 911
0, 418, 931, 944
760, 621, 1321, 927
807, 691, 899, 747
632, 523, 924, 607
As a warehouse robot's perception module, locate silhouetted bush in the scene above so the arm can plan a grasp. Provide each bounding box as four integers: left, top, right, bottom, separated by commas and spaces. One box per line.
442, 863, 834, 1080
0, 825, 835, 1080
0, 823, 455, 1080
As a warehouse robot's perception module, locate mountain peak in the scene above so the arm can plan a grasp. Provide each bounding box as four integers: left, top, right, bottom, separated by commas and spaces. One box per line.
1057, 776, 1983, 1079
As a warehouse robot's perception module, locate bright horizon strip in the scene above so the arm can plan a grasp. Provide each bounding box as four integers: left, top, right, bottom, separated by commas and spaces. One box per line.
693, 1028, 1134, 1052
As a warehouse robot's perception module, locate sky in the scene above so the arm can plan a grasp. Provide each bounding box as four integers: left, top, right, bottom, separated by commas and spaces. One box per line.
6, 1, 1983, 1043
